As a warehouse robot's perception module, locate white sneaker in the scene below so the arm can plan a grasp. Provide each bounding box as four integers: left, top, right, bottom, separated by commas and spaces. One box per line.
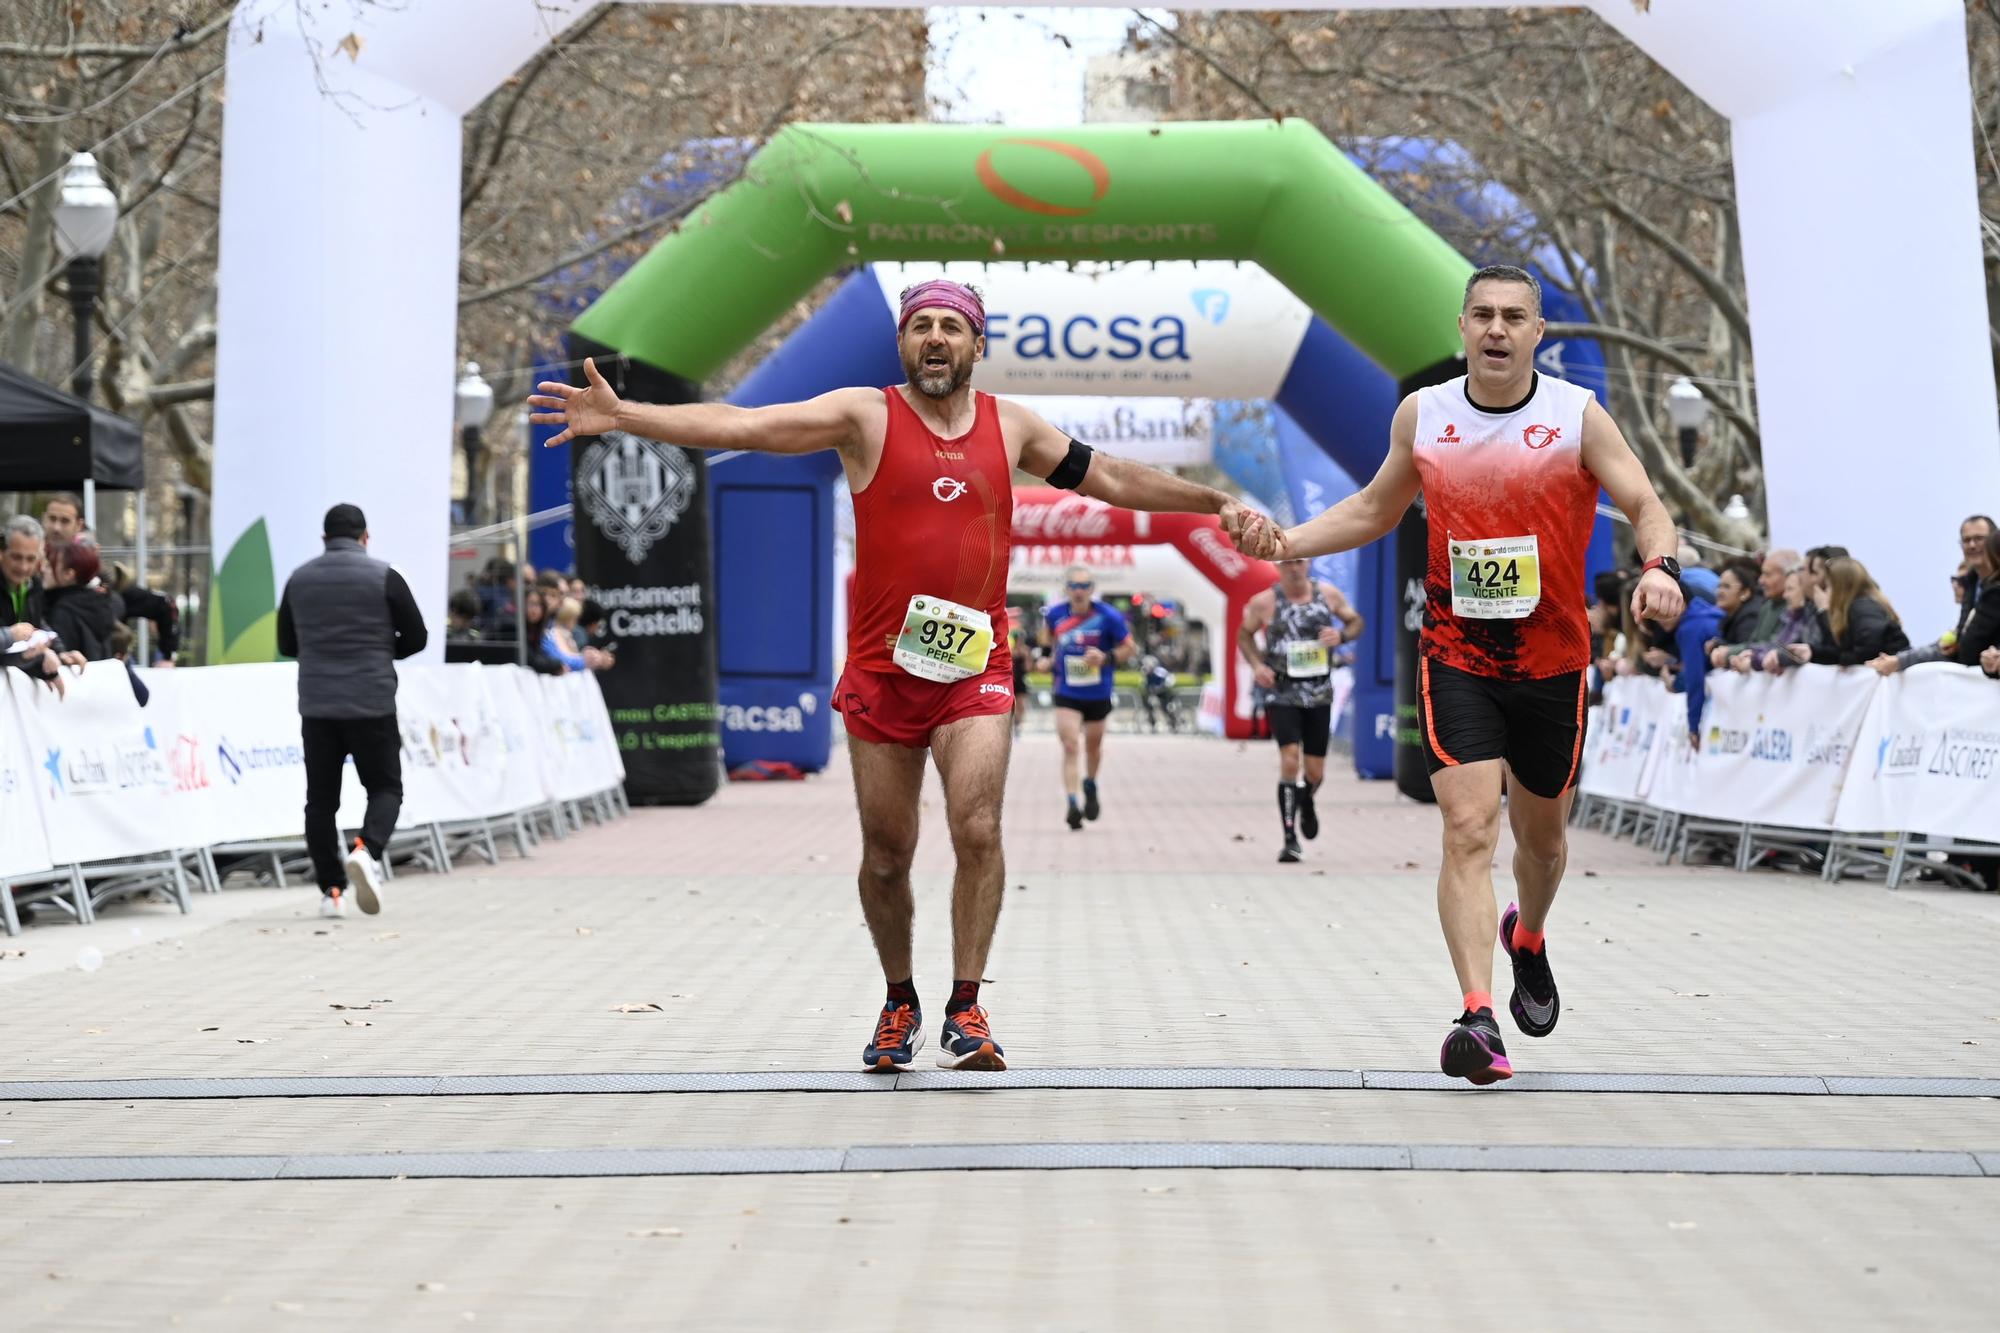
344, 839, 384, 915
319, 889, 347, 919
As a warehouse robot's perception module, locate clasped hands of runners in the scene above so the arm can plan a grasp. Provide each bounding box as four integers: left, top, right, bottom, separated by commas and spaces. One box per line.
1224, 507, 1287, 560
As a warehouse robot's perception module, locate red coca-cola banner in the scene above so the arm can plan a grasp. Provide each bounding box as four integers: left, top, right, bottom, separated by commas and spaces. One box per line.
1012, 489, 1275, 737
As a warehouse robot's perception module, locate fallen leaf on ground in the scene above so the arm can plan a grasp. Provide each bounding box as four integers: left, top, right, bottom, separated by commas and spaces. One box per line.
611, 1003, 663, 1013
575, 927, 593, 936
375, 932, 401, 941
629, 1227, 683, 1238
83, 1028, 104, 1035
342, 1019, 373, 1027
417, 1282, 447, 1292
236, 1038, 267, 1044
1143, 1186, 1174, 1195
330, 1004, 371, 1011
200, 1027, 219, 1032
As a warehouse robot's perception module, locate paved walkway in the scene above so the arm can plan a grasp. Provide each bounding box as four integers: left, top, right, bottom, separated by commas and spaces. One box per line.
2, 732, 1996, 1330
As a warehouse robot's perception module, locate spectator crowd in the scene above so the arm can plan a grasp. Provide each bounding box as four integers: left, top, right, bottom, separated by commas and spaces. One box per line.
447, 555, 615, 678
1588, 517, 2000, 744
4, 492, 180, 703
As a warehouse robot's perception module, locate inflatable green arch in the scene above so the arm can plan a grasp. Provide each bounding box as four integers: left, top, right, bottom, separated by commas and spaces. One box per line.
575, 119, 1472, 381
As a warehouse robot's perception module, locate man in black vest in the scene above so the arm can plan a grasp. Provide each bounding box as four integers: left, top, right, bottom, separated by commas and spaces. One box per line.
277, 504, 428, 918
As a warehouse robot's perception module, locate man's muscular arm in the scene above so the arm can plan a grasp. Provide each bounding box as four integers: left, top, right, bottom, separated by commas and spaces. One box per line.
531, 357, 872, 456
1280, 396, 1422, 559
1007, 400, 1269, 544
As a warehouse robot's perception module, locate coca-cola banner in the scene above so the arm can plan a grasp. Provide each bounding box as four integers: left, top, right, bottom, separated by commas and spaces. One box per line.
1010, 489, 1275, 738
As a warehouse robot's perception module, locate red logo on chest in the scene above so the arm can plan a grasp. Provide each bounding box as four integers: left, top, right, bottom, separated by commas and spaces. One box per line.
1522, 424, 1561, 450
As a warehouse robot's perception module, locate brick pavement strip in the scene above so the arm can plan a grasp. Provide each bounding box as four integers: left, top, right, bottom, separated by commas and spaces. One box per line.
3, 734, 1999, 1326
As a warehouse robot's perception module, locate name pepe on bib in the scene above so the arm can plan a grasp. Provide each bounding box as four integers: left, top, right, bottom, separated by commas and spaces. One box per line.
893, 595, 994, 682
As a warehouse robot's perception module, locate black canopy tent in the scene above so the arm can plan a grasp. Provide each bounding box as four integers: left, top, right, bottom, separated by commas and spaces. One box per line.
0, 357, 143, 491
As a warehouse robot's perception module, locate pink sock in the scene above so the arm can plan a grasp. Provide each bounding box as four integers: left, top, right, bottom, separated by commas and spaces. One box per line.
1512, 922, 1546, 954
1463, 990, 1494, 1016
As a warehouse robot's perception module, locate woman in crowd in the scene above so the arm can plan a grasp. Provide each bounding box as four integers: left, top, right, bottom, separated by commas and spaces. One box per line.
522, 588, 564, 675
542, 597, 589, 673
1809, 557, 1909, 667
1739, 569, 1827, 673
43, 541, 124, 661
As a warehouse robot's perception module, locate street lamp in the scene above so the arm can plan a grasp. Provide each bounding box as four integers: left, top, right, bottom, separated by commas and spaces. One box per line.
53, 151, 118, 403
454, 360, 494, 526
1665, 375, 1710, 470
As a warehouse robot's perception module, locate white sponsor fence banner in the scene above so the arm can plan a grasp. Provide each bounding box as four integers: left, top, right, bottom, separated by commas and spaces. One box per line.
1581, 663, 2000, 847
1648, 667, 1876, 830
1835, 664, 2000, 843
0, 673, 56, 878
12, 664, 187, 864
1, 663, 624, 877
1579, 677, 1672, 801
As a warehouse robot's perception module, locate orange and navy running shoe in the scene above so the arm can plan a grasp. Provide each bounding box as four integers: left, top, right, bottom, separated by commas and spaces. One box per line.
1499, 902, 1561, 1038
1440, 1007, 1513, 1085
937, 1005, 1007, 1071
862, 1002, 922, 1073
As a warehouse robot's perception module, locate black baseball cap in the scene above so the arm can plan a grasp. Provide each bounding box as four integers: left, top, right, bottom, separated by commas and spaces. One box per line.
323, 503, 367, 539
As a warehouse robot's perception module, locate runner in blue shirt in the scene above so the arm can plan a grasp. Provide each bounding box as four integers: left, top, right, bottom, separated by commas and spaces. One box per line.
1037, 565, 1135, 830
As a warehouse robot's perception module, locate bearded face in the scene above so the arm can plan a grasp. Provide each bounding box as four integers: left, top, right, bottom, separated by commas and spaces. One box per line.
899, 309, 982, 399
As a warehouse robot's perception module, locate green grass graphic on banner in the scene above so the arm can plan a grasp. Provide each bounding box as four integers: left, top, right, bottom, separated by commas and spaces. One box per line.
208, 517, 279, 664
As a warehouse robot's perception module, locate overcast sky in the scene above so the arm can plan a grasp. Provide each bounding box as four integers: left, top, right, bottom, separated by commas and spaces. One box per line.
927, 8, 1172, 124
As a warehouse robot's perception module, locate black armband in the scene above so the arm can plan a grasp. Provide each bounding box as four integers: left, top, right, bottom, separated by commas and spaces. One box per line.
1044, 438, 1094, 491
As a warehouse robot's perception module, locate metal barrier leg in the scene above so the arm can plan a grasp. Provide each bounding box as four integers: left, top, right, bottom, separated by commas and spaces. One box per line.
1734, 824, 1754, 873
430, 825, 453, 876
1887, 834, 1911, 889
169, 859, 193, 915
69, 866, 94, 924
1, 884, 19, 937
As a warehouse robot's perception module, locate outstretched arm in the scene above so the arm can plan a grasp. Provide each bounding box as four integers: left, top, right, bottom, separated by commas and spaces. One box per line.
1581, 399, 1683, 626
531, 357, 872, 456
1279, 395, 1422, 560
1008, 400, 1270, 548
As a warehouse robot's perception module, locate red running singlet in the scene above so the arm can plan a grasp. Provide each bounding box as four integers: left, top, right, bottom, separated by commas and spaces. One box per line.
847, 388, 1013, 675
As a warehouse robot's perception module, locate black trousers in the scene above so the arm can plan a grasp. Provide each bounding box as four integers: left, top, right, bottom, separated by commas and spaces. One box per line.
302, 714, 402, 891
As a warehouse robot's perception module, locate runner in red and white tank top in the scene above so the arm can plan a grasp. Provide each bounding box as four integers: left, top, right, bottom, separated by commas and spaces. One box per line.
1258, 265, 1686, 1086
529, 277, 1274, 1077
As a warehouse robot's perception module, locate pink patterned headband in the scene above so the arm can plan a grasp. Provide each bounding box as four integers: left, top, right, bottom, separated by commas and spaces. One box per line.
897, 280, 985, 335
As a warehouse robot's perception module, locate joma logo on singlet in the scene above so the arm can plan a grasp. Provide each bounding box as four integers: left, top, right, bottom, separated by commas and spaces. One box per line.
932, 477, 969, 502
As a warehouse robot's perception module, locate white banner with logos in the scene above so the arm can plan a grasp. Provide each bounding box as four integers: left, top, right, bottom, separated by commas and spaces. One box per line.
872, 261, 1312, 399
1580, 663, 2000, 847
1013, 396, 1214, 468
12, 664, 188, 865
0, 673, 57, 878
0, 663, 624, 877
1647, 667, 1876, 830
1835, 665, 2000, 843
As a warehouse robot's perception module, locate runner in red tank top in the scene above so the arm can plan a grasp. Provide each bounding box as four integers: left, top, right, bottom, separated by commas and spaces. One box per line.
1249, 265, 1685, 1086
531, 279, 1272, 1074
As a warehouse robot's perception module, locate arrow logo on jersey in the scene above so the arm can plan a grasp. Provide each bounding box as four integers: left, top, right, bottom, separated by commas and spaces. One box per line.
932, 477, 969, 502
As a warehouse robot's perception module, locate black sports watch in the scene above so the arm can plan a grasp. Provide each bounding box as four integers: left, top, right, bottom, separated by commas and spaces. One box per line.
1640, 555, 1682, 581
